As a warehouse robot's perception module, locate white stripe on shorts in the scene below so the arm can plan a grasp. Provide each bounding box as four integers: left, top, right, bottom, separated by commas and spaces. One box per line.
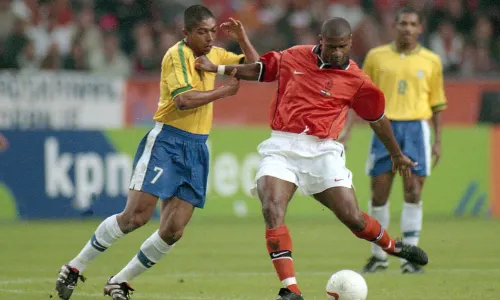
421, 120, 432, 176
129, 122, 163, 190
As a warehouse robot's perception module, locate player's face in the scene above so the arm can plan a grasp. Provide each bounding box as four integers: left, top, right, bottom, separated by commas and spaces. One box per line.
395, 13, 422, 45
184, 18, 217, 56
320, 34, 352, 67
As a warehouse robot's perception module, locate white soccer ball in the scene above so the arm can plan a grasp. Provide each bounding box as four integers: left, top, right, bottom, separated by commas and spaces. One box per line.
325, 270, 368, 300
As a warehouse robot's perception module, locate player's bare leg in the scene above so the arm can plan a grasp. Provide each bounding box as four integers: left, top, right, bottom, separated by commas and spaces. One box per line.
55, 190, 158, 300
400, 175, 426, 273
104, 197, 195, 299
313, 186, 428, 267
257, 176, 303, 300
363, 172, 395, 273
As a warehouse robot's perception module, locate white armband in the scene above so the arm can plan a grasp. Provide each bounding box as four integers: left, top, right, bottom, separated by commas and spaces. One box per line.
217, 65, 226, 75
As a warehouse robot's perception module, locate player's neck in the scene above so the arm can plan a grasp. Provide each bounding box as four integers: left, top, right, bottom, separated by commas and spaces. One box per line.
183, 39, 203, 57
394, 41, 419, 54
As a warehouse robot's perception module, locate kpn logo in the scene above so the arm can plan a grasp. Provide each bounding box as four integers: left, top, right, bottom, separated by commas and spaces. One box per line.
44, 137, 132, 210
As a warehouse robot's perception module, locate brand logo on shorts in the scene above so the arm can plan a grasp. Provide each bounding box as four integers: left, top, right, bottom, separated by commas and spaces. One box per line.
333, 178, 343, 182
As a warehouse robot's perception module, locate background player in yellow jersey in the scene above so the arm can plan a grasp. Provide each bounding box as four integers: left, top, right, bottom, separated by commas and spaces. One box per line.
55, 5, 259, 300
344, 7, 446, 274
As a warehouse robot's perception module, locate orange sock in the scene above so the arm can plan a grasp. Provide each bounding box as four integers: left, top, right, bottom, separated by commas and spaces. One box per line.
265, 225, 301, 295
352, 212, 395, 253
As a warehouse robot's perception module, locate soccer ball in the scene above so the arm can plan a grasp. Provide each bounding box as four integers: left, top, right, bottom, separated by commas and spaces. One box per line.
325, 270, 368, 300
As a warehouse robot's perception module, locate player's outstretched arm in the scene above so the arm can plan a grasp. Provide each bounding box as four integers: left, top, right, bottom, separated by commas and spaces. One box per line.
174, 69, 240, 110
196, 55, 260, 81
221, 18, 259, 63
352, 81, 416, 177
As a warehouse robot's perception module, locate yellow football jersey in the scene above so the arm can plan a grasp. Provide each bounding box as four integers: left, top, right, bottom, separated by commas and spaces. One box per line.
154, 40, 244, 134
363, 43, 446, 121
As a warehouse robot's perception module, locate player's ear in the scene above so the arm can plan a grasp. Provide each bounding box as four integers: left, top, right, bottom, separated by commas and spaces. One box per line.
318, 34, 323, 45
182, 28, 189, 37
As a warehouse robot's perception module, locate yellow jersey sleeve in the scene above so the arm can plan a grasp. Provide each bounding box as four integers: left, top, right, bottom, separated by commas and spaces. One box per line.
212, 47, 245, 65
429, 57, 447, 112
164, 42, 194, 99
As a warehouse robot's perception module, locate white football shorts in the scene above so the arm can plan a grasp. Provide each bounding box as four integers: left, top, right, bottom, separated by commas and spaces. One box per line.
251, 130, 353, 197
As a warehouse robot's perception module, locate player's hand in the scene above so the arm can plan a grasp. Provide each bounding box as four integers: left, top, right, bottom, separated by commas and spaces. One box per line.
391, 153, 417, 178
195, 55, 217, 73
220, 17, 247, 41
223, 68, 240, 96
432, 141, 441, 168
0, 133, 8, 151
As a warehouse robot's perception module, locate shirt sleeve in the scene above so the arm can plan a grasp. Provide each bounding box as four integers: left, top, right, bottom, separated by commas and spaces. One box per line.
218, 48, 245, 65
258, 51, 282, 82
429, 57, 447, 112
352, 80, 386, 122
164, 48, 193, 99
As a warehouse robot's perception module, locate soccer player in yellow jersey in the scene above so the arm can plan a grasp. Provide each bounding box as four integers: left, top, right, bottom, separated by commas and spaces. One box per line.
55, 5, 259, 300
355, 7, 446, 274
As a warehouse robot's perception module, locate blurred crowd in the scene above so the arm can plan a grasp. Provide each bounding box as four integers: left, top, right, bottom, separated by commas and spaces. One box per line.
1, 0, 500, 77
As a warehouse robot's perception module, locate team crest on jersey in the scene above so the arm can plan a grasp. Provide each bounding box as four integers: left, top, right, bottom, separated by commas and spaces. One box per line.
417, 70, 425, 78
320, 79, 333, 97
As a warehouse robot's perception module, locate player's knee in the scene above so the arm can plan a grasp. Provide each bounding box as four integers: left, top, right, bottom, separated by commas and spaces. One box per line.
371, 195, 388, 206
117, 212, 150, 233
129, 213, 150, 230
158, 226, 185, 245
404, 185, 421, 203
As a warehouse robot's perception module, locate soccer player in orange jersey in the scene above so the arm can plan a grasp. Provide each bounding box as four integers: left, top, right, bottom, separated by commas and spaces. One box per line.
196, 17, 429, 300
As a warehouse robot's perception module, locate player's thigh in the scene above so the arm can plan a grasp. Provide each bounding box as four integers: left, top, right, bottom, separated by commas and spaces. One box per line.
158, 197, 195, 244
257, 175, 297, 228
313, 186, 364, 230
370, 172, 395, 206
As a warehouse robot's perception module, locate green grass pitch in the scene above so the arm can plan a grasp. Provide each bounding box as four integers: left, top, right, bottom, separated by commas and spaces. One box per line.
0, 215, 499, 299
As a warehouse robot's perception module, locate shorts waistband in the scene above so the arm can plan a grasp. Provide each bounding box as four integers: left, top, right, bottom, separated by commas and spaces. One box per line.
270, 130, 333, 142
157, 122, 208, 142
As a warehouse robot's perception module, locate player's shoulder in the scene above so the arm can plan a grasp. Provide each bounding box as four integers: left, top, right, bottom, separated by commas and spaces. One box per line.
209, 46, 228, 57
285, 45, 316, 56
365, 44, 393, 59
417, 46, 442, 65
347, 61, 379, 85
164, 40, 193, 60
347, 60, 367, 77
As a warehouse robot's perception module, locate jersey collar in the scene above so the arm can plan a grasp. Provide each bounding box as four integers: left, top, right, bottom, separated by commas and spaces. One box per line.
312, 44, 350, 70
390, 42, 422, 55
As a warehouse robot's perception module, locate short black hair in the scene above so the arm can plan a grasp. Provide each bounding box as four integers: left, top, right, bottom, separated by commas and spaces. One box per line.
395, 6, 422, 24
184, 5, 215, 31
321, 17, 352, 38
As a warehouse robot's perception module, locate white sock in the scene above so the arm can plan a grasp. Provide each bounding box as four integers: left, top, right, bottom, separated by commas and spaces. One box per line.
400, 201, 423, 264
369, 201, 390, 260
69, 215, 124, 272
111, 230, 173, 283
